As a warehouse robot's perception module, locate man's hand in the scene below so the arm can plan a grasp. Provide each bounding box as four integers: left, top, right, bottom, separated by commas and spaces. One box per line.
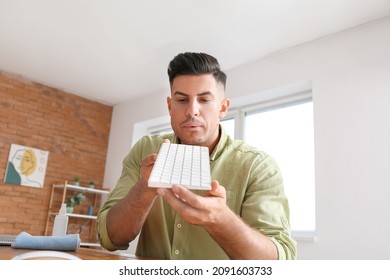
157, 181, 278, 259
140, 139, 171, 189
157, 180, 228, 226
139, 154, 157, 185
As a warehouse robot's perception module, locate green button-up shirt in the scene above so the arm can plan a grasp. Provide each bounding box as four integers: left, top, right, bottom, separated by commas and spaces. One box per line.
97, 127, 297, 260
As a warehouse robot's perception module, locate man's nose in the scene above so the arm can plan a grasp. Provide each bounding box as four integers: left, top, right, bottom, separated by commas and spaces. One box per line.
186, 100, 200, 117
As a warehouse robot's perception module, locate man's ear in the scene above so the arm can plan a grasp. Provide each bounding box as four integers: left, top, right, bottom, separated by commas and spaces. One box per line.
219, 98, 231, 119
167, 96, 172, 115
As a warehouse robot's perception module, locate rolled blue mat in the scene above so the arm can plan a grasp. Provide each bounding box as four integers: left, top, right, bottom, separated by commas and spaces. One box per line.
11, 232, 80, 251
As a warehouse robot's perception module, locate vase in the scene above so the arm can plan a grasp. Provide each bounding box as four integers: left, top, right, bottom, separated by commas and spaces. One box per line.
87, 205, 94, 216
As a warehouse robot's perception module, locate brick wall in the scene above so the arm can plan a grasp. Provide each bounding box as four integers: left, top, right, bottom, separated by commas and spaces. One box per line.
0, 70, 112, 241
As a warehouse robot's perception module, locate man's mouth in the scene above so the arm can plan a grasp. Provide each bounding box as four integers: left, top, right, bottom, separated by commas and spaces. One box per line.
181, 121, 204, 130
184, 122, 201, 127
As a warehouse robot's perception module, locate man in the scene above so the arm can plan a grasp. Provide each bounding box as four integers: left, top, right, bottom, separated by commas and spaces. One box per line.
97, 52, 297, 260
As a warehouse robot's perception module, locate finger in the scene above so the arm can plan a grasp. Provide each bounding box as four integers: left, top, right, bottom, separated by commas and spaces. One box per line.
170, 185, 213, 210
141, 154, 157, 167
158, 187, 204, 225
171, 185, 198, 204
140, 154, 158, 184
209, 180, 219, 194
206, 180, 226, 200
158, 187, 193, 210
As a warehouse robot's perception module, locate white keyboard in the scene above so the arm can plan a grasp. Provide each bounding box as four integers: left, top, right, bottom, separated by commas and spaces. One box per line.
148, 143, 211, 190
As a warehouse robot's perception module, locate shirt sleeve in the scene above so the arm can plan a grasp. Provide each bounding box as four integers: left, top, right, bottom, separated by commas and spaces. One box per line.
96, 134, 168, 251
96, 140, 144, 251
242, 153, 297, 260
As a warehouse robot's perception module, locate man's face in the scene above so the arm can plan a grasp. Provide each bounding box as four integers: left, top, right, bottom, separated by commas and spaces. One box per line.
167, 74, 230, 151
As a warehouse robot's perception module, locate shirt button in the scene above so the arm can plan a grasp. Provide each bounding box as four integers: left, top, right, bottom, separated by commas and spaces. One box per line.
174, 250, 180, 255
177, 223, 182, 229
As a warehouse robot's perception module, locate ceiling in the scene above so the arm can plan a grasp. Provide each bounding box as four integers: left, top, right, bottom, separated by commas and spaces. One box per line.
1, 0, 390, 106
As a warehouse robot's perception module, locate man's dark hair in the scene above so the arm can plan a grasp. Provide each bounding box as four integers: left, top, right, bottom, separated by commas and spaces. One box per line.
167, 52, 227, 88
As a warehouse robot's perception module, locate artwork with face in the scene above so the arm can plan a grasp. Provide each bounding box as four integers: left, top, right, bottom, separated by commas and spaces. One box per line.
4, 144, 49, 188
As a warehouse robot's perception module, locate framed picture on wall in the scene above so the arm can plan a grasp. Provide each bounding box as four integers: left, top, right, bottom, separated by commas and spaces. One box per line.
4, 144, 49, 188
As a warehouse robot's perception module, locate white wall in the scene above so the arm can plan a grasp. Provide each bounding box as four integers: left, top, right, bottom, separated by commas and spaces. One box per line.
103, 91, 169, 189
103, 16, 390, 259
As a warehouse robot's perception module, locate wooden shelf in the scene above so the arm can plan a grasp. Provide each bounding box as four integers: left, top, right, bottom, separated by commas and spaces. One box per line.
45, 181, 109, 247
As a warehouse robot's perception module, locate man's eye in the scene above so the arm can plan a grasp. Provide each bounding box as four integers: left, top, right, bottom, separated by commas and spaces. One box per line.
200, 99, 211, 103
176, 99, 188, 103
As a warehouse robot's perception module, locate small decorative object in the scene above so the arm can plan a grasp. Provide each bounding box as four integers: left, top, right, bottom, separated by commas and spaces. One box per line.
88, 181, 95, 189
87, 205, 94, 216
65, 192, 86, 213
73, 177, 80, 186
52, 203, 69, 236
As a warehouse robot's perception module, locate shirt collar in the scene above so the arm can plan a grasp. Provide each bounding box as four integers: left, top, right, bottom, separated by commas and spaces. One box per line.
210, 125, 229, 162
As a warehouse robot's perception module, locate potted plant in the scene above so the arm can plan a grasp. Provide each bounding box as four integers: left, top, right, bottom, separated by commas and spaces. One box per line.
65, 192, 86, 213
88, 181, 95, 189
73, 177, 80, 186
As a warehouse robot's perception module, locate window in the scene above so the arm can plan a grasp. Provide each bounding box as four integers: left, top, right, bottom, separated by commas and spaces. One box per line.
220, 117, 235, 139
243, 101, 315, 236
